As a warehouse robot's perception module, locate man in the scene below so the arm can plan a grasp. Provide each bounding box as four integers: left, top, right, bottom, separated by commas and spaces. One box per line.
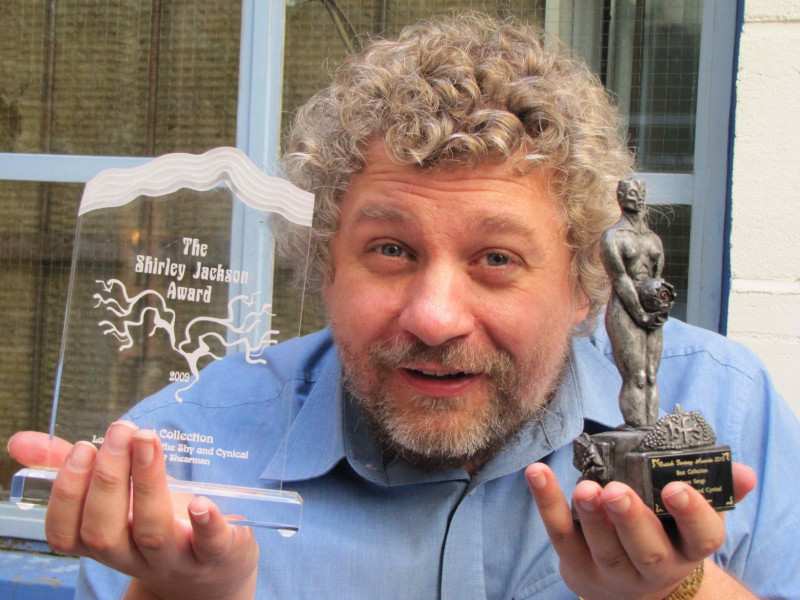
9, 14, 799, 600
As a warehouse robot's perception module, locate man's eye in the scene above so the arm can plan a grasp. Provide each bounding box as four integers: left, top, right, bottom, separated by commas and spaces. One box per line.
485, 252, 510, 267
378, 244, 405, 258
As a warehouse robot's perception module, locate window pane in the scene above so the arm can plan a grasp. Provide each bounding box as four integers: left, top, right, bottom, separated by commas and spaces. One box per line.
282, 0, 546, 140
607, 0, 703, 173
0, 181, 82, 497
283, 0, 703, 172
0, 1, 243, 500
0, 0, 241, 157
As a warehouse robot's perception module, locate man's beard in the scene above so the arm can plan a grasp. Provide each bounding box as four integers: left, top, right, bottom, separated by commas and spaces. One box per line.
335, 330, 571, 472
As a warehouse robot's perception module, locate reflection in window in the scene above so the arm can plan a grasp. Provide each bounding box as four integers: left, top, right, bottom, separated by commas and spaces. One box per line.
0, 1, 241, 157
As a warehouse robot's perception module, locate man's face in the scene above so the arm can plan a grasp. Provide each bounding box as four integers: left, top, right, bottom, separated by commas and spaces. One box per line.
323, 143, 589, 471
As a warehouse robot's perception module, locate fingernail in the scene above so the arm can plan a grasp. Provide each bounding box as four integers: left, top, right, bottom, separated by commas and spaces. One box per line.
68, 441, 96, 473
190, 508, 210, 525
6, 433, 18, 455
604, 492, 631, 515
577, 498, 599, 513
132, 430, 156, 468
528, 469, 547, 490
662, 485, 690, 510
105, 420, 137, 455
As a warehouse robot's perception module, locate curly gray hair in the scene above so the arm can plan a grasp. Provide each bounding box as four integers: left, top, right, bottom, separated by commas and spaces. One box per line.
281, 13, 633, 329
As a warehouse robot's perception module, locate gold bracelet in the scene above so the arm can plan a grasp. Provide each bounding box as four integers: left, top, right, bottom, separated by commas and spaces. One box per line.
664, 561, 704, 600
578, 560, 704, 600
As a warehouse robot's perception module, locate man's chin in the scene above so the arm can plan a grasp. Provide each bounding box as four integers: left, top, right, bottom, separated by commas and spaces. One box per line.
357, 394, 535, 473
333, 324, 573, 473
384, 426, 526, 473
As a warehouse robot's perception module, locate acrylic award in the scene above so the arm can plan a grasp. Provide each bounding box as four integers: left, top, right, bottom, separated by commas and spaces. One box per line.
11, 147, 314, 533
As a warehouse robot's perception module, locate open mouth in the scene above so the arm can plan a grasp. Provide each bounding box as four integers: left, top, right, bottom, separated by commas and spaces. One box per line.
404, 368, 474, 380
396, 365, 483, 398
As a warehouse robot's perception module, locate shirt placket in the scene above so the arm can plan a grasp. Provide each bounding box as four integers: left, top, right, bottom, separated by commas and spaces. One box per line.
441, 483, 487, 600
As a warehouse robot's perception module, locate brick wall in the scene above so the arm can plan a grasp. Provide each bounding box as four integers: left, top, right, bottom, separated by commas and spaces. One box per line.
728, 0, 800, 416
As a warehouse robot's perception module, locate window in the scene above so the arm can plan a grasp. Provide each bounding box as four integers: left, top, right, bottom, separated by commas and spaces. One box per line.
281, 0, 734, 326
548, 1, 704, 319
0, 0, 243, 499
545, 0, 735, 326
0, 0, 735, 503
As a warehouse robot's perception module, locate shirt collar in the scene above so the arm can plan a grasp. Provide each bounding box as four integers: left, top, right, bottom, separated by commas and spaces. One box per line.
472, 334, 622, 486
259, 337, 346, 482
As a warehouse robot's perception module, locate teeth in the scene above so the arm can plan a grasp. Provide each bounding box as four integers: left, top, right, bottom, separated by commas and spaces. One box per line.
417, 369, 465, 378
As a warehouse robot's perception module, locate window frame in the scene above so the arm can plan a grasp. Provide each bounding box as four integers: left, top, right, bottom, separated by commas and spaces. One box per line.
0, 0, 736, 540
0, 0, 278, 540
545, 0, 736, 331
0, 0, 736, 328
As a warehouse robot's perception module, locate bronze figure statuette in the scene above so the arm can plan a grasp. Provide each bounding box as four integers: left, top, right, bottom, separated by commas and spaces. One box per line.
573, 177, 734, 518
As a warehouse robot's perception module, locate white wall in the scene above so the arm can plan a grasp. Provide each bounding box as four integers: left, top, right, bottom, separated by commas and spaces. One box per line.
727, 0, 800, 415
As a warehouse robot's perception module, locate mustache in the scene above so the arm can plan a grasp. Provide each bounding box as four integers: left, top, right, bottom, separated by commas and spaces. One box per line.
366, 337, 519, 388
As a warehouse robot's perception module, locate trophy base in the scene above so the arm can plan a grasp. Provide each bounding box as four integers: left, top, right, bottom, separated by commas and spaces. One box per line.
11, 467, 302, 535
573, 426, 734, 519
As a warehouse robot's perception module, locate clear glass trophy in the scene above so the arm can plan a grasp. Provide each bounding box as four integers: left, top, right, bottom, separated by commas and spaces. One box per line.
11, 147, 314, 533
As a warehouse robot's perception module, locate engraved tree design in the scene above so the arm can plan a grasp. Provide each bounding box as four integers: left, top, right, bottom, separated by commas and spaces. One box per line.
93, 278, 278, 401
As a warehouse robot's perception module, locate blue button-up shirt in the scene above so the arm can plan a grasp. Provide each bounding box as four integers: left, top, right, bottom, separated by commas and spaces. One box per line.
78, 319, 800, 599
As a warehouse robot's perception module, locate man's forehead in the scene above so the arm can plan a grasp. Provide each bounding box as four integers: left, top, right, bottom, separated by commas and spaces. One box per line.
349, 142, 560, 203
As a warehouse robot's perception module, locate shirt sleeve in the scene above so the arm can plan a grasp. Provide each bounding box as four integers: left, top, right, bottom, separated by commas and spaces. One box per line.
714, 359, 800, 599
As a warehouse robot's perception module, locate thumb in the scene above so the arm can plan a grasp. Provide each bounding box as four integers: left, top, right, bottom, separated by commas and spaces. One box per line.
7, 431, 74, 469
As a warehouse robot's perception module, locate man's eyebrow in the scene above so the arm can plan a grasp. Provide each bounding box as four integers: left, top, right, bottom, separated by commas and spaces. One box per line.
353, 205, 413, 226
466, 214, 538, 237
353, 207, 537, 235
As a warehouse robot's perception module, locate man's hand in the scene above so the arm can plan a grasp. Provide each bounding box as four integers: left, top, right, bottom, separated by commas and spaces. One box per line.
8, 424, 259, 600
525, 462, 757, 600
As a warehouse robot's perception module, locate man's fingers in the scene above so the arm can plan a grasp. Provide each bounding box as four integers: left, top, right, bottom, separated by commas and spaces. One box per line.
45, 441, 97, 555
79, 421, 139, 564
526, 463, 592, 564
661, 482, 726, 562
188, 497, 255, 566
732, 463, 756, 504
572, 480, 640, 583
129, 429, 183, 561
187, 499, 259, 599
7, 431, 73, 469
599, 483, 677, 567
598, 482, 695, 593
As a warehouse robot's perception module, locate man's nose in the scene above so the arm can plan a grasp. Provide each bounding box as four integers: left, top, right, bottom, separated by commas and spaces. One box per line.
397, 266, 475, 347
